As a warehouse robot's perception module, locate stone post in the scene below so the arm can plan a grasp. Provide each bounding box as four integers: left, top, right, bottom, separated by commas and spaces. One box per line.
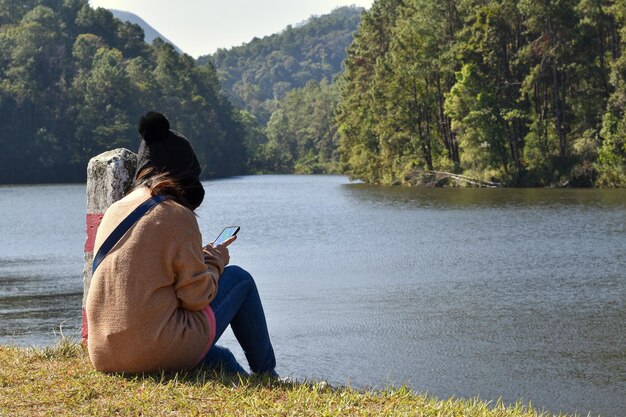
82, 148, 137, 344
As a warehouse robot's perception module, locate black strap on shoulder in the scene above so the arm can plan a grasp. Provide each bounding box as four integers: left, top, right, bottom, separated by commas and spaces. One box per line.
92, 194, 168, 274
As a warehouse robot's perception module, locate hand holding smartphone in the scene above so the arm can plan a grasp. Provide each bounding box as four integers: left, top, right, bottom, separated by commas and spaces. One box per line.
212, 226, 240, 246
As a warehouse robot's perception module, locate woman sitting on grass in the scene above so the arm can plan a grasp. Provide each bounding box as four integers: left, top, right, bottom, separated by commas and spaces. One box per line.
86, 111, 276, 376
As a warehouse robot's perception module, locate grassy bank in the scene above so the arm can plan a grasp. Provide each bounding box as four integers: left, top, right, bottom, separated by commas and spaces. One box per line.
0, 340, 569, 417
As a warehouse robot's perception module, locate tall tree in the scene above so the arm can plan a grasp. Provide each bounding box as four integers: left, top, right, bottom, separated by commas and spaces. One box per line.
446, 0, 528, 181
597, 0, 626, 185
336, 0, 404, 183
517, 0, 582, 181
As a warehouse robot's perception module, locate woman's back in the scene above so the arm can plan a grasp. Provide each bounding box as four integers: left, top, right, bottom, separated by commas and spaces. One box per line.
86, 187, 217, 373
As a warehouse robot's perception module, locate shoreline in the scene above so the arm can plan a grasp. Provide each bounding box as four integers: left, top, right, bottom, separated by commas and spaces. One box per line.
0, 340, 575, 417
1, 170, 625, 189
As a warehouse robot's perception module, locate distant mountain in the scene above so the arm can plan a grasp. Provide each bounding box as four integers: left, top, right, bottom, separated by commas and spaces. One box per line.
197, 6, 364, 122
109, 9, 182, 53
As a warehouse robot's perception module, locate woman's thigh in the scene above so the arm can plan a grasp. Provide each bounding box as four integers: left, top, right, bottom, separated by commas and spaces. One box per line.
209, 265, 254, 341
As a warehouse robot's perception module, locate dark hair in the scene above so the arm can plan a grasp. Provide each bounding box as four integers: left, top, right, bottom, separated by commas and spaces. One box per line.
133, 167, 196, 211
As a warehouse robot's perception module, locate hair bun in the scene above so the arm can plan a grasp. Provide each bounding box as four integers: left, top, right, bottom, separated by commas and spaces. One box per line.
138, 111, 170, 143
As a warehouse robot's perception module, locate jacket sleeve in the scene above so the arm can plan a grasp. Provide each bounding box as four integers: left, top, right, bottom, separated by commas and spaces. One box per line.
203, 246, 227, 275
172, 230, 220, 311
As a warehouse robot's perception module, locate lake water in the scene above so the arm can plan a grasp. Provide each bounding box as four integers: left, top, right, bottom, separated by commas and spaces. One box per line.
0, 176, 624, 416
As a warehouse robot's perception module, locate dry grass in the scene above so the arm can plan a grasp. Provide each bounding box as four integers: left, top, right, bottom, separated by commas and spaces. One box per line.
0, 340, 572, 417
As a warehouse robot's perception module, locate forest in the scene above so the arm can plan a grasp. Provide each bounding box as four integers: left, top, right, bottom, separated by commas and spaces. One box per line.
198, 6, 362, 124
0, 0, 247, 183
198, 6, 361, 175
337, 0, 626, 186
0, 0, 625, 186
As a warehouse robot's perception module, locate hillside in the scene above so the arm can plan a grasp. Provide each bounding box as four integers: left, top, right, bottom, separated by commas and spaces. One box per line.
109, 9, 182, 53
0, 0, 246, 183
198, 6, 363, 122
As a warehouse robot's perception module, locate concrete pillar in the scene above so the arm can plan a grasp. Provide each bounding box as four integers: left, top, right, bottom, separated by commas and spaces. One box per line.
82, 148, 137, 343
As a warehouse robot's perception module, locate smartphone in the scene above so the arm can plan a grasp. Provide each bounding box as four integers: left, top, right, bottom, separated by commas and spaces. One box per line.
212, 226, 240, 246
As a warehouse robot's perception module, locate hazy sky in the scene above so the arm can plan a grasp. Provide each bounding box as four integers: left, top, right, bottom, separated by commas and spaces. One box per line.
89, 1, 373, 58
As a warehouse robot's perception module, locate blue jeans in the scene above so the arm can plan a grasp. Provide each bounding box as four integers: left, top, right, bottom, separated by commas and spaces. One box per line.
199, 265, 276, 375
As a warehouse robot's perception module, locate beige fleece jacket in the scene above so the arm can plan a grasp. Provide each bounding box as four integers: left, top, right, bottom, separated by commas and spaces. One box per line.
86, 187, 223, 372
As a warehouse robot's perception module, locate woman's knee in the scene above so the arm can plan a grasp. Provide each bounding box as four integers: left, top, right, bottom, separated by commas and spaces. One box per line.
222, 265, 255, 287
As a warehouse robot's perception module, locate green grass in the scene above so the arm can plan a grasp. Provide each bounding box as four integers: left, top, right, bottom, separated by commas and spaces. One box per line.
0, 339, 572, 416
